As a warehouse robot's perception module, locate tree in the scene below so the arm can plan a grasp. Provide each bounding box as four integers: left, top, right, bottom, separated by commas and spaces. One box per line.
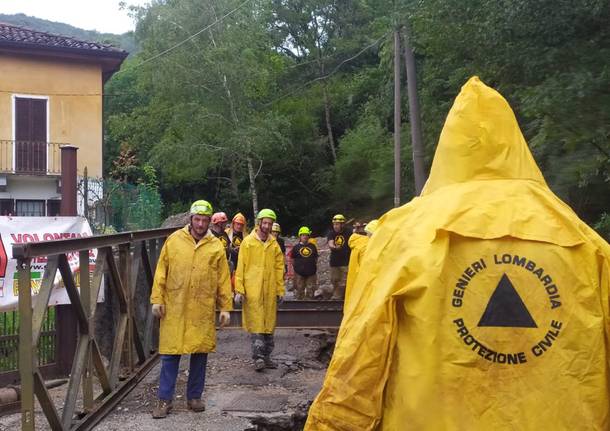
102, 0, 610, 234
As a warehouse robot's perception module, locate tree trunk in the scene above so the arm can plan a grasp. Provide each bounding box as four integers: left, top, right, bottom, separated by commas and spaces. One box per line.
208, 10, 260, 212
230, 162, 239, 198
323, 84, 337, 163
246, 156, 258, 217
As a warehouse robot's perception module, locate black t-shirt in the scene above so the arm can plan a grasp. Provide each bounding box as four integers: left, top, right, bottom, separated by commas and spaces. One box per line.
327, 227, 352, 267
290, 242, 318, 276
231, 231, 244, 248
229, 231, 244, 267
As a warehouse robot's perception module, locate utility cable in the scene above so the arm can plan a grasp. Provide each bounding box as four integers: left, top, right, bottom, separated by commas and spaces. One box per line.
115, 0, 252, 75
265, 31, 391, 106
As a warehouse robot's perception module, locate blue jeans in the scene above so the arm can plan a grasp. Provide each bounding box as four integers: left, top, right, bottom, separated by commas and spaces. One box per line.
158, 353, 208, 401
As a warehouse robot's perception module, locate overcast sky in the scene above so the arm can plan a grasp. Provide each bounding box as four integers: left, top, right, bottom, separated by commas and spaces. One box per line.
0, 0, 150, 34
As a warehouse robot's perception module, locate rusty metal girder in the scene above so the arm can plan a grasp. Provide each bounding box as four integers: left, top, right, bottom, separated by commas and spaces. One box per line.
16, 232, 172, 431
232, 299, 344, 311
15, 222, 343, 430
12, 228, 177, 259
70, 354, 159, 431
225, 300, 344, 329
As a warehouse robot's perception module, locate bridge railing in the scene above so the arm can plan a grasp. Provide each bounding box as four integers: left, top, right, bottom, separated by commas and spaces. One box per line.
13, 227, 177, 431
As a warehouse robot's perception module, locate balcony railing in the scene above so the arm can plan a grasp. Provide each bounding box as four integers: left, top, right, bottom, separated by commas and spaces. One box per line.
0, 140, 62, 175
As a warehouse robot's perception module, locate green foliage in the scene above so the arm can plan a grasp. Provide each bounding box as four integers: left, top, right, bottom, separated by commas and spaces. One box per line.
99, 0, 609, 235
594, 213, 610, 241
107, 180, 163, 232
335, 115, 392, 201
409, 0, 610, 224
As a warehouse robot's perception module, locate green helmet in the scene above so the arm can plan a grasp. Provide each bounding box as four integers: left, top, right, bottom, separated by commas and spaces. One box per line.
332, 214, 346, 223
365, 219, 379, 235
190, 200, 213, 216
298, 226, 312, 236
257, 208, 277, 221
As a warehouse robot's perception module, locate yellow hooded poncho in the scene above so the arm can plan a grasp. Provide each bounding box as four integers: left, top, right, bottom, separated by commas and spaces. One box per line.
151, 226, 233, 354
235, 229, 285, 334
345, 234, 369, 309
305, 77, 610, 430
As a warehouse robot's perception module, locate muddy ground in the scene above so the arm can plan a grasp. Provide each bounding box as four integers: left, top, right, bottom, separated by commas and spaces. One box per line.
0, 329, 335, 431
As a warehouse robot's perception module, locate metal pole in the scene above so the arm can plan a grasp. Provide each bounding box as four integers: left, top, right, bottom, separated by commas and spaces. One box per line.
403, 25, 426, 195
393, 28, 402, 207
83, 166, 89, 222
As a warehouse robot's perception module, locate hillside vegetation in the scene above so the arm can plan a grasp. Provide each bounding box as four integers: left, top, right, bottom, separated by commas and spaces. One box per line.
0, 13, 136, 52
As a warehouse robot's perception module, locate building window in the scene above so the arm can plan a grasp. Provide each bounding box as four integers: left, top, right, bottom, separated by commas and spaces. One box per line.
14, 96, 48, 174
15, 200, 45, 216
0, 199, 14, 216
46, 200, 61, 216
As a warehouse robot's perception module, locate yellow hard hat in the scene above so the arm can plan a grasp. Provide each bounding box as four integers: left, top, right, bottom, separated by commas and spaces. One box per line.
365, 219, 379, 234
190, 200, 213, 216
332, 214, 346, 223
272, 222, 281, 233
257, 208, 277, 221
298, 226, 312, 236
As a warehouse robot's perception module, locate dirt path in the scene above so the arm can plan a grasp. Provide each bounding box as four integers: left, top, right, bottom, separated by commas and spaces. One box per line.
0, 329, 333, 431
97, 329, 332, 431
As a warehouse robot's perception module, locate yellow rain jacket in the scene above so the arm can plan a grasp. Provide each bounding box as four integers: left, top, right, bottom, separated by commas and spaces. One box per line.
306, 77, 610, 431
344, 234, 369, 308
151, 226, 232, 354
235, 229, 285, 334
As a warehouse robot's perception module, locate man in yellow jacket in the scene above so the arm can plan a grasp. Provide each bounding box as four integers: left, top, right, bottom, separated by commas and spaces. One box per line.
235, 208, 285, 371
150, 200, 232, 419
305, 77, 610, 430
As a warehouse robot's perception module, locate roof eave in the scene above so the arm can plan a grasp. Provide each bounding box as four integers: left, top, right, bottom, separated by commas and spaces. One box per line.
0, 40, 128, 81
0, 39, 127, 59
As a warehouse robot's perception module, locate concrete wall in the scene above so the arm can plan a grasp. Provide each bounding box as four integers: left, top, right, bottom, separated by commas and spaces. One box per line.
0, 175, 59, 201
0, 53, 103, 178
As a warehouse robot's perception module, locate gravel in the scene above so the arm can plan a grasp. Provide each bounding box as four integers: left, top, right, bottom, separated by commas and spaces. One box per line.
0, 329, 333, 431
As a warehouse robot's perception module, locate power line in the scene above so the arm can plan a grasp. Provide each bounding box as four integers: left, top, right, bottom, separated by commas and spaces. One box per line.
115, 0, 253, 75
265, 32, 391, 106
0, 31, 388, 100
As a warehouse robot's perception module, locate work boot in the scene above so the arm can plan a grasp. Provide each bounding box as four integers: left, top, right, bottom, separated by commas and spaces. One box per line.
152, 399, 172, 419
264, 357, 277, 369
254, 358, 266, 371
187, 399, 206, 412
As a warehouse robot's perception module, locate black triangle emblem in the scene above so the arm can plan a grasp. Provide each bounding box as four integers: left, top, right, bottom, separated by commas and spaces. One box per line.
478, 274, 537, 328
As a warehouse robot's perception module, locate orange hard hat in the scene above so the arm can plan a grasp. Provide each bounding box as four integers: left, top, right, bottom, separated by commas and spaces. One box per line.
212, 212, 228, 224
232, 213, 246, 225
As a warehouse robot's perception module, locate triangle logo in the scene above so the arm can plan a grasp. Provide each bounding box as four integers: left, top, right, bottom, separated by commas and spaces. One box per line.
477, 273, 537, 328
